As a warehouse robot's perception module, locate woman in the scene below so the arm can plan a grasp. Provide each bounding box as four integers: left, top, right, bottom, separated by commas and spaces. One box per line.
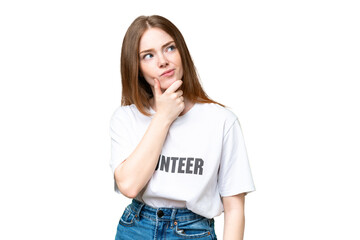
110, 15, 255, 240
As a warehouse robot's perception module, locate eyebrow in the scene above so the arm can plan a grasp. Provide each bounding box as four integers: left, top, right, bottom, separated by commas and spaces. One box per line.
139, 41, 175, 55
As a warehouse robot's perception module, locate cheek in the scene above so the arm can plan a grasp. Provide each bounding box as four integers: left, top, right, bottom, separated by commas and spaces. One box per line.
140, 64, 152, 78
175, 55, 183, 72
139, 65, 156, 86
176, 56, 183, 76
172, 52, 182, 65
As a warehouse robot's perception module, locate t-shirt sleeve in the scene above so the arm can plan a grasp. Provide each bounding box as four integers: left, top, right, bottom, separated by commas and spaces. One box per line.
109, 108, 134, 193
218, 118, 256, 197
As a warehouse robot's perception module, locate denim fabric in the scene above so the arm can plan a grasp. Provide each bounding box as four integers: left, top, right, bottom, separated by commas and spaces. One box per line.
115, 199, 217, 240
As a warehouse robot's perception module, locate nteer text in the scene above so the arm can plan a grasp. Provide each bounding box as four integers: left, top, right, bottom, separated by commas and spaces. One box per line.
155, 154, 204, 175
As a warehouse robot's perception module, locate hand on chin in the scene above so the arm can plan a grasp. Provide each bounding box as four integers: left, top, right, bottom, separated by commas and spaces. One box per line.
159, 78, 177, 91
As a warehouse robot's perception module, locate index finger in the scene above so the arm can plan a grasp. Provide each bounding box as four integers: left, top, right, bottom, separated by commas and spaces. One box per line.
164, 80, 183, 94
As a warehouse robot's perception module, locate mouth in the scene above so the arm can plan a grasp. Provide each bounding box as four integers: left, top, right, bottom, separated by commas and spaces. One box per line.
160, 69, 175, 77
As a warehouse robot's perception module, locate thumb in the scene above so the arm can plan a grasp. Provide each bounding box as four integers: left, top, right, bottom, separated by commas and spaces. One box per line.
153, 78, 162, 97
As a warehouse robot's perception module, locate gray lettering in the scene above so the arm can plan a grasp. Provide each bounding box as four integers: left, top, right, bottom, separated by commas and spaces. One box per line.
185, 158, 194, 174
171, 157, 179, 173
160, 156, 170, 172
155, 155, 162, 171
155, 155, 204, 175
194, 158, 204, 175
178, 158, 186, 173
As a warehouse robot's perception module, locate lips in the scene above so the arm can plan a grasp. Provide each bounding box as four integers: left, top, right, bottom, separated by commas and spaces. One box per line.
160, 69, 175, 77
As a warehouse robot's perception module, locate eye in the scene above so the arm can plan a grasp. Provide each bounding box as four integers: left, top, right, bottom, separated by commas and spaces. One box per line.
142, 53, 153, 60
166, 45, 176, 52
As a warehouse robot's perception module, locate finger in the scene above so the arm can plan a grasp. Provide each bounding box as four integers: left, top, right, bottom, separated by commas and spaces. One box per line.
153, 78, 163, 97
164, 80, 183, 94
176, 90, 183, 98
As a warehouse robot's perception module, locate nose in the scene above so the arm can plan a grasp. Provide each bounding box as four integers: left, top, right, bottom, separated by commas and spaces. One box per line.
157, 53, 169, 68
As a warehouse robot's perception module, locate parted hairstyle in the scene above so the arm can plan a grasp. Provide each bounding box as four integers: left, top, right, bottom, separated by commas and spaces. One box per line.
120, 15, 224, 116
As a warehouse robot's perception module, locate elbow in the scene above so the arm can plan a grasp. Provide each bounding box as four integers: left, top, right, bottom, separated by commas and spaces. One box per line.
114, 172, 140, 198
124, 191, 138, 199
114, 162, 142, 198
116, 181, 139, 199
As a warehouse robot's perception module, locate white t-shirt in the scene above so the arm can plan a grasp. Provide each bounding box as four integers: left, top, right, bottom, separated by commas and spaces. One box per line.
109, 102, 255, 219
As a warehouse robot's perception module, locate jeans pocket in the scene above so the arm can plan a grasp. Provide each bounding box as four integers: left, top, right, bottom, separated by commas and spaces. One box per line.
119, 206, 136, 227
174, 217, 212, 238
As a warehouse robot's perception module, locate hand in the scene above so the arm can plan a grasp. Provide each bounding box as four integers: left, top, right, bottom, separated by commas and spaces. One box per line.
153, 78, 185, 123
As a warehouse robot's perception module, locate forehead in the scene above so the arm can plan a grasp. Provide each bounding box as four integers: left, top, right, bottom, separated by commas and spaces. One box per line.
139, 28, 174, 51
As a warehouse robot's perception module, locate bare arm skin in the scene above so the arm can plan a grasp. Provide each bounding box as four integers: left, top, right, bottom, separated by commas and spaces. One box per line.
222, 193, 246, 240
114, 79, 185, 198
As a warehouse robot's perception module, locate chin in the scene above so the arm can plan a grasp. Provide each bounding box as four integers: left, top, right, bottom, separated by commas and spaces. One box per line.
160, 78, 178, 90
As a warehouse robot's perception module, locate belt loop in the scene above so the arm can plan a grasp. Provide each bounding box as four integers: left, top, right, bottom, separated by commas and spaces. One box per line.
170, 208, 177, 228
132, 199, 145, 219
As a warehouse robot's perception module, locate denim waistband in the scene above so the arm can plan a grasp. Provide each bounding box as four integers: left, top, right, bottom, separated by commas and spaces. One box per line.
129, 199, 207, 222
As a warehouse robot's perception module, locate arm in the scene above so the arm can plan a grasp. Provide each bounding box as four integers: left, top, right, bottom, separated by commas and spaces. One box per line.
114, 114, 172, 198
222, 193, 246, 240
114, 79, 184, 198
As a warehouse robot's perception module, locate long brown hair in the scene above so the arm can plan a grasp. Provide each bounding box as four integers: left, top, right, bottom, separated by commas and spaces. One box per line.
121, 15, 225, 116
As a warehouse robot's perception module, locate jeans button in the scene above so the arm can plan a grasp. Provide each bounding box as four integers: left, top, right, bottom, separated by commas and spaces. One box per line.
157, 210, 164, 218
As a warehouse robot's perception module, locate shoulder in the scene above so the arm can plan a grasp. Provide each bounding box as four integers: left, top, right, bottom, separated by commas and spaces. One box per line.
112, 104, 135, 116
196, 103, 239, 133
111, 104, 132, 118
110, 104, 138, 124
197, 103, 238, 123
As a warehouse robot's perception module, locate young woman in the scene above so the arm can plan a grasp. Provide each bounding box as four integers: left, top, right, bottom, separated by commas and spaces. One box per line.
110, 15, 255, 240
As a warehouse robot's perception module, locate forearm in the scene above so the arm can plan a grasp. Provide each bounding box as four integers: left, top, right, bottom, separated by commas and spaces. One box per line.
223, 208, 245, 240
222, 193, 246, 240
114, 114, 172, 198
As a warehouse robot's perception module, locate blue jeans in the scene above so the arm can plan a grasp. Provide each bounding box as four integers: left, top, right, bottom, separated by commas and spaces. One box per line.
115, 199, 217, 240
